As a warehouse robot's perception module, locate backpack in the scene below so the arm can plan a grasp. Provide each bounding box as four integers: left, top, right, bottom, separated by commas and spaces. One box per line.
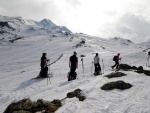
148, 51, 150, 55
113, 56, 117, 61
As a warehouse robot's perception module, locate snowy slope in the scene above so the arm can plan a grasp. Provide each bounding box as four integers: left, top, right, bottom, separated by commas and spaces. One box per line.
0, 16, 150, 113
139, 39, 150, 53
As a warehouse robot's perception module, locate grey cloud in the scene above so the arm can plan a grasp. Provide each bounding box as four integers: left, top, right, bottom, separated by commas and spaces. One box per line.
99, 13, 150, 43
0, 0, 62, 21
117, 14, 150, 37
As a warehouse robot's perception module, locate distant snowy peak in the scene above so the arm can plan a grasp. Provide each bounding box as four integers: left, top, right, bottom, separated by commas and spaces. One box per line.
139, 39, 150, 48
0, 15, 72, 42
0, 15, 71, 33
39, 18, 56, 29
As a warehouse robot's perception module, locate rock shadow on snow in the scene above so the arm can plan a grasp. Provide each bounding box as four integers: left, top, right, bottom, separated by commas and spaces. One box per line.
14, 78, 44, 91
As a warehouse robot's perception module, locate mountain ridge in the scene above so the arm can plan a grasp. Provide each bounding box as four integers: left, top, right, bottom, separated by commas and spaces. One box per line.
0, 15, 71, 43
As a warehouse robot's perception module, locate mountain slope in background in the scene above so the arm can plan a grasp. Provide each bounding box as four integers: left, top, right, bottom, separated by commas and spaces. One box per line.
0, 15, 71, 43
0, 15, 150, 113
139, 39, 150, 52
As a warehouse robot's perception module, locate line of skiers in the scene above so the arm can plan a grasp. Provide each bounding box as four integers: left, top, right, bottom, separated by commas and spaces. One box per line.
68, 52, 122, 81
37, 51, 150, 80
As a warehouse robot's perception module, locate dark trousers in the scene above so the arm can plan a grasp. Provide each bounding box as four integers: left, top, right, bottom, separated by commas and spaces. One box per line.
70, 67, 76, 75
94, 63, 101, 73
68, 66, 77, 81
39, 64, 48, 78
112, 60, 119, 69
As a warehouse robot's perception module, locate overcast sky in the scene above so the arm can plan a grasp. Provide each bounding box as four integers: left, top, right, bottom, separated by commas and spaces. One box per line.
0, 0, 150, 43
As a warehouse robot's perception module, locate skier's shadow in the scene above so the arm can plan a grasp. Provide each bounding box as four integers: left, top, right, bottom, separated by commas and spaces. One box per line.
14, 78, 44, 91
58, 81, 71, 87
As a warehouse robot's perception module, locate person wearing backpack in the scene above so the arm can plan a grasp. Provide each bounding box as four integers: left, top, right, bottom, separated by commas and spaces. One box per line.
94, 53, 101, 75
68, 51, 78, 81
37, 53, 49, 78
111, 53, 121, 69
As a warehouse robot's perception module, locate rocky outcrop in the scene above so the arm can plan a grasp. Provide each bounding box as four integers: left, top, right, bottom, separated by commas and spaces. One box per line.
0, 21, 15, 30
4, 89, 85, 113
101, 80, 132, 90
119, 64, 150, 76
105, 72, 127, 78
66, 89, 86, 101
4, 98, 61, 113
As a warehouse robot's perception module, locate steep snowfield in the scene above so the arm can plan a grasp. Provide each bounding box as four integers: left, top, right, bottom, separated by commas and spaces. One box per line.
0, 31, 150, 113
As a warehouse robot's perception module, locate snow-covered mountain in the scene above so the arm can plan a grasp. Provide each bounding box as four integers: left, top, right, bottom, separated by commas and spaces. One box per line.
0, 15, 71, 43
0, 15, 150, 113
139, 39, 150, 52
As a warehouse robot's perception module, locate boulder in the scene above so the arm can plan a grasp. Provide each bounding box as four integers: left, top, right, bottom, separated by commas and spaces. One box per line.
4, 98, 35, 113
4, 98, 62, 113
143, 70, 150, 76
66, 89, 85, 101
101, 80, 132, 90
51, 99, 62, 107
137, 66, 143, 71
105, 72, 127, 78
119, 64, 132, 70
131, 66, 138, 70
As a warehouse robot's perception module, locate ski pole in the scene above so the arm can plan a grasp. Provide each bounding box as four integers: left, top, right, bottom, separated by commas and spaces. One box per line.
119, 58, 121, 69
147, 57, 149, 67
81, 58, 84, 75
91, 61, 93, 76
47, 59, 51, 85
102, 59, 104, 74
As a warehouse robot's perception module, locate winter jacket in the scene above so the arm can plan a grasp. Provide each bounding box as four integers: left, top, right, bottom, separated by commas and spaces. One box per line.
94, 56, 100, 64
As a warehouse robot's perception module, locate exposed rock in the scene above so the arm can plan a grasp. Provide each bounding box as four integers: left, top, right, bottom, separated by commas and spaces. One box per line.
4, 98, 35, 113
137, 66, 143, 71
0, 21, 15, 30
101, 80, 132, 90
13, 110, 31, 113
4, 89, 86, 113
51, 99, 62, 107
119, 64, 150, 76
131, 66, 138, 70
66, 89, 86, 101
9, 36, 24, 43
4, 98, 62, 113
119, 64, 132, 70
67, 89, 81, 98
143, 70, 150, 76
74, 39, 86, 48
105, 72, 127, 78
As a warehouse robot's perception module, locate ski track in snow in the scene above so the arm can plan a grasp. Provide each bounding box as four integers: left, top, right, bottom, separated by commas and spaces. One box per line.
0, 33, 150, 113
